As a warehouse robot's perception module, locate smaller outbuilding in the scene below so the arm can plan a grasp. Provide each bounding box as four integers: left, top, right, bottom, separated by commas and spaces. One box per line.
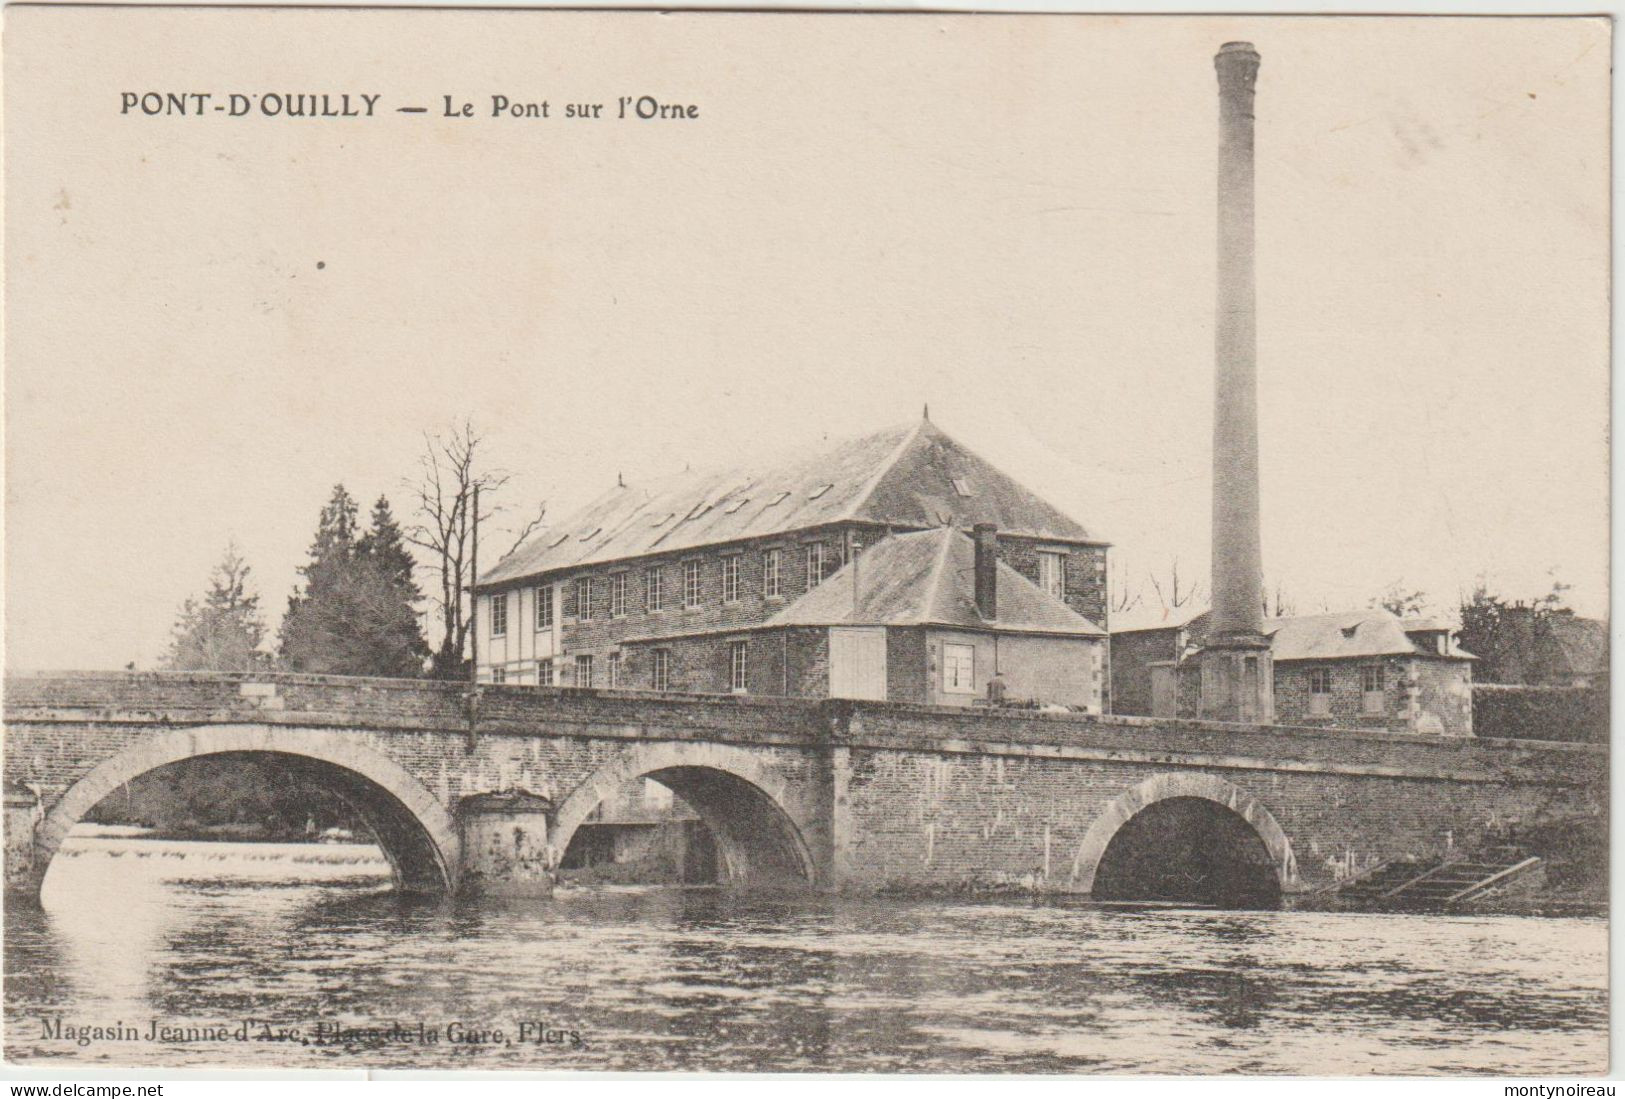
1111, 605, 1476, 735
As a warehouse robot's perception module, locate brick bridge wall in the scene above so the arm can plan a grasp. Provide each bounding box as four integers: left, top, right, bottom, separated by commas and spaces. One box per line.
2, 672, 1603, 898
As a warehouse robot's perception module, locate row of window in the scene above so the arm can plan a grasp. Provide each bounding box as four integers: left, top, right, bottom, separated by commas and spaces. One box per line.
1306, 665, 1386, 693
1307, 664, 1389, 716
485, 641, 746, 693
488, 545, 835, 635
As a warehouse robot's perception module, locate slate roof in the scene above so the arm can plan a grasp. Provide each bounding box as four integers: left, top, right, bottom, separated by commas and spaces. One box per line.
763, 527, 1105, 637
1112, 603, 1473, 661
477, 417, 1100, 588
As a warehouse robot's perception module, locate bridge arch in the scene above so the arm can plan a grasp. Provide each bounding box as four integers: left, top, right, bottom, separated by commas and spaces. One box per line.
32, 724, 460, 897
551, 742, 816, 887
1070, 772, 1298, 906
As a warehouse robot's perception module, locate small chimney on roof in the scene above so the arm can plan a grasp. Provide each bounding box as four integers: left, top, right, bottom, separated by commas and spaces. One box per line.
973, 523, 998, 621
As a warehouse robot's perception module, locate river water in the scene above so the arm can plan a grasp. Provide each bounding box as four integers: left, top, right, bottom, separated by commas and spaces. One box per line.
3, 830, 1609, 1074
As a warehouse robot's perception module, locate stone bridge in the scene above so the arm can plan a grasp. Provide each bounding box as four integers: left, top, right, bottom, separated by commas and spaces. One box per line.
2, 672, 1604, 904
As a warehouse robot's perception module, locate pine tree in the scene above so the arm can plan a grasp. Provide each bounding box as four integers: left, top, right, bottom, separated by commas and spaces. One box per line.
164, 542, 267, 671
353, 496, 430, 677
280, 486, 428, 677
279, 485, 361, 674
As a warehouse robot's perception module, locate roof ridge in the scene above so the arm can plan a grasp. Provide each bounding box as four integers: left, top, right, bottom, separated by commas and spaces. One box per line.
837, 418, 927, 527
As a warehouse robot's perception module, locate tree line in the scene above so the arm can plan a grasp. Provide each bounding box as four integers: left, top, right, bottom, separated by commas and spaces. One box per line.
163, 421, 544, 679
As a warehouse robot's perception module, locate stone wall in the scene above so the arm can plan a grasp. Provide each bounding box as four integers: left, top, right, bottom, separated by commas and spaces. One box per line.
3, 673, 1602, 899
997, 536, 1110, 629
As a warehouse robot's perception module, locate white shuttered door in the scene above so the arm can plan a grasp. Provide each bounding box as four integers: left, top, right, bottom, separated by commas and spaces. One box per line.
829, 627, 887, 700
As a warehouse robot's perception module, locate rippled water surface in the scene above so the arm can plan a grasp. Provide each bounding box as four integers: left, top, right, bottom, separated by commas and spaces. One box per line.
4, 834, 1608, 1074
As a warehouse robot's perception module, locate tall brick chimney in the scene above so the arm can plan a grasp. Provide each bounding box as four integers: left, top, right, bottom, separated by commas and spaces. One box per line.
1199, 41, 1273, 723
973, 523, 998, 621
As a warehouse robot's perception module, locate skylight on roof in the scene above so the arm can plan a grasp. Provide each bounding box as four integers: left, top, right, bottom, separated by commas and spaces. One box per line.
808, 484, 833, 500
952, 478, 974, 497
579, 527, 601, 541
724, 497, 751, 514
767, 491, 791, 507
649, 512, 674, 527
548, 533, 569, 548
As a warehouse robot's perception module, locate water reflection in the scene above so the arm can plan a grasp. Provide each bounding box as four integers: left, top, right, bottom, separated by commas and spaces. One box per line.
5, 833, 1608, 1074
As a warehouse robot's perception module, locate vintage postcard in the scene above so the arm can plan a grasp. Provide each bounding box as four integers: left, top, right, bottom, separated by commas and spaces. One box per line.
1, 6, 1610, 1079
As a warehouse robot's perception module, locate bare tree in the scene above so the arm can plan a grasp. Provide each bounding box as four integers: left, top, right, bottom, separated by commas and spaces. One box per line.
1264, 577, 1297, 619
1110, 554, 1143, 615
405, 420, 546, 679
1369, 581, 1429, 619
1146, 556, 1202, 615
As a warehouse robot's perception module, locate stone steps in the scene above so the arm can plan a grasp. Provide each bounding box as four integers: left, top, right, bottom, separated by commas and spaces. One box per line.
1335, 846, 1541, 910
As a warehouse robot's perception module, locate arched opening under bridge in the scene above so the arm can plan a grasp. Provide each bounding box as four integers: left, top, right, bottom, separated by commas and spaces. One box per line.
33, 726, 458, 902
551, 745, 815, 889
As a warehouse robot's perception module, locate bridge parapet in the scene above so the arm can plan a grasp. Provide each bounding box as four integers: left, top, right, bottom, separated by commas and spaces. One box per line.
828, 700, 1605, 787
4, 673, 1608, 788
0, 672, 1608, 900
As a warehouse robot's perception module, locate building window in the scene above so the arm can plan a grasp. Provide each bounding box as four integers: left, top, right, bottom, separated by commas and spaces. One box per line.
683, 560, 702, 608
729, 640, 748, 693
574, 577, 593, 621
575, 654, 594, 688
943, 643, 976, 694
489, 592, 508, 638
1039, 551, 1066, 600
491, 666, 506, 684
1309, 666, 1333, 716
806, 543, 825, 588
607, 651, 622, 687
610, 573, 627, 618
646, 566, 664, 612
722, 555, 741, 603
652, 649, 671, 692
1361, 663, 1385, 714
536, 584, 553, 630
764, 548, 782, 597
538, 658, 553, 686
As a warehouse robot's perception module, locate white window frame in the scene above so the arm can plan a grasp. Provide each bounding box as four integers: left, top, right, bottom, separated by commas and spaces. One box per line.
489, 592, 508, 638
1039, 551, 1067, 601
652, 649, 671, 692
683, 560, 702, 608
943, 643, 977, 694
1309, 667, 1333, 716
722, 555, 741, 603
491, 666, 506, 684
536, 584, 553, 630
806, 543, 825, 589
607, 651, 622, 687
1361, 663, 1385, 714
575, 577, 592, 622
764, 548, 782, 597
610, 572, 627, 618
646, 566, 664, 612
729, 640, 748, 693
575, 654, 594, 688
538, 658, 553, 686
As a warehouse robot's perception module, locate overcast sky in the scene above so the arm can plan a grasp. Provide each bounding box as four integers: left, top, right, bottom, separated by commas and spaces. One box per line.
5, 11, 1609, 670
